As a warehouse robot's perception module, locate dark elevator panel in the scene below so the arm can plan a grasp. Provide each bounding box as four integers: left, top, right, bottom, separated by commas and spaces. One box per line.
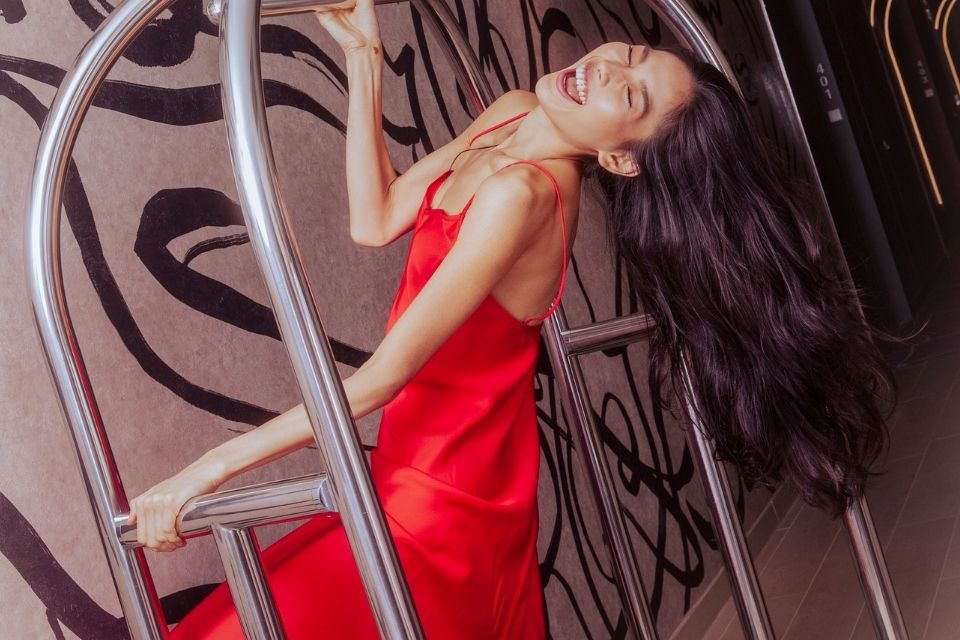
765, 0, 950, 329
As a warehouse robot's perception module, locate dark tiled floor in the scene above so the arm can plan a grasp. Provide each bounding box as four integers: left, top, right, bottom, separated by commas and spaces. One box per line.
703, 249, 960, 639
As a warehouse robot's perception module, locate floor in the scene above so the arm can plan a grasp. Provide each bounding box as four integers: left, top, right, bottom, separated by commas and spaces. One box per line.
703, 249, 960, 640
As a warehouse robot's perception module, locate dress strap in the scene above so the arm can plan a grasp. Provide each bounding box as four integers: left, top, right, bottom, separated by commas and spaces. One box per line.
447, 111, 530, 171
499, 160, 568, 325
468, 111, 530, 146
448, 111, 531, 173
437, 110, 532, 211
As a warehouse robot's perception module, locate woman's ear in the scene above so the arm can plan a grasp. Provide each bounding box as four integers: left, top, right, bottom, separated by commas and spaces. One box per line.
597, 148, 641, 178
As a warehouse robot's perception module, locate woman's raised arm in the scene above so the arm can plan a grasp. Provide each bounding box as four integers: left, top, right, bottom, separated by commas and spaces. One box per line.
315, 0, 541, 246
314, 0, 396, 245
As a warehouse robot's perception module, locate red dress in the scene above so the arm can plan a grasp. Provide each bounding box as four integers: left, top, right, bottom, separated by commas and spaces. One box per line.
169, 110, 568, 639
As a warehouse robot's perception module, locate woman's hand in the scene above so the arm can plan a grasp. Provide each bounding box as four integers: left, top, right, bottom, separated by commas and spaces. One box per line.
314, 0, 382, 56
126, 465, 224, 553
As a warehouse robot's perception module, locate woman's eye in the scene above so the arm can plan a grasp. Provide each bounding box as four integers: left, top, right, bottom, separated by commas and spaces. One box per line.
626, 46, 633, 109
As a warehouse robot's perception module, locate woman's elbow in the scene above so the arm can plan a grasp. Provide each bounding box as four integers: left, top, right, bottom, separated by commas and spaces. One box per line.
350, 226, 387, 247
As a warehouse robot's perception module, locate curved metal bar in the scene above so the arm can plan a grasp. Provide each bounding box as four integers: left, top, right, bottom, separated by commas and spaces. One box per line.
24, 2, 180, 637
678, 348, 776, 639
758, 3, 907, 636
844, 497, 910, 639
217, 0, 424, 637
645, 6, 773, 638
115, 473, 335, 546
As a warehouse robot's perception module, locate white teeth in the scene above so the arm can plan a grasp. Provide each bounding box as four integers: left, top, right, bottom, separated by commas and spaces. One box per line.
574, 64, 587, 104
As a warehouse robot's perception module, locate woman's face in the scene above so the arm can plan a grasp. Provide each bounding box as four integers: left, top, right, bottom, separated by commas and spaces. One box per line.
535, 41, 696, 175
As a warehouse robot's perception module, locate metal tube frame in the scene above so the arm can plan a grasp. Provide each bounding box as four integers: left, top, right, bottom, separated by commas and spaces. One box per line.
24, 0, 907, 638
538, 2, 907, 638
215, 0, 424, 636
210, 525, 287, 638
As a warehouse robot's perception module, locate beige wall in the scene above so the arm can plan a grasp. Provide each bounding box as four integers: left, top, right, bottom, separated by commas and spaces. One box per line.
1, 1, 810, 637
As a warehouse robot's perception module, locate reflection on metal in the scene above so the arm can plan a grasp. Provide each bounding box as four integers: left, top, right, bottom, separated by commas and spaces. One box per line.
880, 0, 944, 205
25, 2, 188, 636
205, 0, 407, 23
845, 496, 911, 638
217, 0, 424, 636
560, 313, 657, 356
935, 0, 959, 97
115, 473, 334, 546
678, 350, 775, 639
210, 525, 287, 638
24, 0, 909, 639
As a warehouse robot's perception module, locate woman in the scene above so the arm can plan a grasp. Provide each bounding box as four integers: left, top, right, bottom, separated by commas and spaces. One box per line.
128, 0, 900, 636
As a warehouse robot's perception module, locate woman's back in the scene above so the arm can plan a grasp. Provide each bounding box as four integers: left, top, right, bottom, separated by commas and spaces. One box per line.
169, 111, 569, 639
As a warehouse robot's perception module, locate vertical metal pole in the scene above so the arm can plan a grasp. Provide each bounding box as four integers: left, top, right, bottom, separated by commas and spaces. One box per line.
757, 2, 909, 637
844, 496, 910, 639
543, 308, 661, 640
210, 526, 288, 639
217, 1, 424, 637
407, 0, 497, 112
678, 351, 776, 640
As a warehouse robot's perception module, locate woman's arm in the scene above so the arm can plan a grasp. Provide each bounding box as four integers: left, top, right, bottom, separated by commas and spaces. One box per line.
312, 0, 395, 245
313, 0, 541, 248
128, 162, 556, 552
342, 46, 398, 246
126, 349, 403, 553
194, 163, 556, 484
190, 351, 396, 486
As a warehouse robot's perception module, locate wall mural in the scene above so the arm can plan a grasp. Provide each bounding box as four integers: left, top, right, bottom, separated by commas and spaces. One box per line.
0, 0, 814, 637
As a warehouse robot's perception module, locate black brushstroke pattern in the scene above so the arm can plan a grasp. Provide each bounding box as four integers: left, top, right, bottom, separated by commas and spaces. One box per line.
136, 186, 374, 368
0, 0, 25, 23
0, 491, 223, 639
0, 70, 276, 426
0, 0, 809, 637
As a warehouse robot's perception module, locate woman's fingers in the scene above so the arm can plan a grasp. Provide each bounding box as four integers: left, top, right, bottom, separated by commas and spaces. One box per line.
129, 494, 176, 552
144, 498, 157, 551
314, 0, 380, 55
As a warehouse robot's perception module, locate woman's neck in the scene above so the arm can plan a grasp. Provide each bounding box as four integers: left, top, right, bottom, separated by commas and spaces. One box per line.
488, 106, 592, 167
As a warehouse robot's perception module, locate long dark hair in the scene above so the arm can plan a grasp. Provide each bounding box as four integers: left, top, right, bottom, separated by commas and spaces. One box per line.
585, 44, 909, 518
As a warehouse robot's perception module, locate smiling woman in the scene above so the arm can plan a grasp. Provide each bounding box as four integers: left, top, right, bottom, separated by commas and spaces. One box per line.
123, 0, 902, 636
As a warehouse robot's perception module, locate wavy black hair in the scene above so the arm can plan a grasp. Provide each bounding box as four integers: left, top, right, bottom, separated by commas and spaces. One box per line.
584, 43, 912, 518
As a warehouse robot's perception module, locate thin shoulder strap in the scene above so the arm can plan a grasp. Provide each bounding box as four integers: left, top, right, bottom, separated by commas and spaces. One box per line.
447, 111, 530, 173
468, 111, 530, 146
500, 160, 568, 324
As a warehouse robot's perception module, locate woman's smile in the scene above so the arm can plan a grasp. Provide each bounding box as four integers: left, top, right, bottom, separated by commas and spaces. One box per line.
556, 62, 593, 105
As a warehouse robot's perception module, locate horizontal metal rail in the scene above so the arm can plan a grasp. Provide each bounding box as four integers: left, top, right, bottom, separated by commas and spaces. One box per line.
205, 0, 408, 22
560, 312, 658, 356
114, 473, 335, 546
25, 0, 908, 638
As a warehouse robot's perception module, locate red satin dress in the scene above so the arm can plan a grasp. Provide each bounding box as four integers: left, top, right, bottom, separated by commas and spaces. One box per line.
169, 110, 568, 639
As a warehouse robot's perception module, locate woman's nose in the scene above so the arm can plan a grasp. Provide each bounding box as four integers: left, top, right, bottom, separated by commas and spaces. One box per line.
596, 59, 620, 88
